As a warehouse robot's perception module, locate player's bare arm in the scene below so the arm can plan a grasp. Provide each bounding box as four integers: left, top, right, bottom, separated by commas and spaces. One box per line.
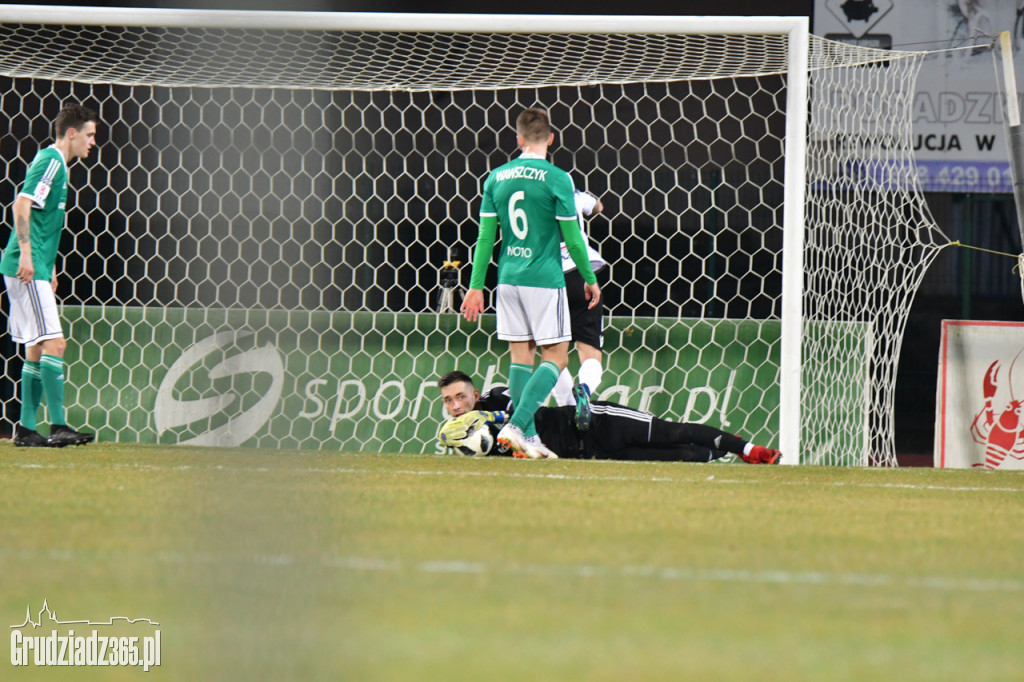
13, 195, 33, 282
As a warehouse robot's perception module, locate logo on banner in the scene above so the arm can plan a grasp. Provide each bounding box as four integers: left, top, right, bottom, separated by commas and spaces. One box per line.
153, 332, 284, 446
10, 600, 161, 671
969, 347, 1024, 469
825, 0, 894, 38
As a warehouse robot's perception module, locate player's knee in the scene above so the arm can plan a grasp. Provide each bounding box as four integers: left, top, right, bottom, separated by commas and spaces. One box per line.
539, 342, 570, 369
577, 344, 602, 363
43, 337, 67, 357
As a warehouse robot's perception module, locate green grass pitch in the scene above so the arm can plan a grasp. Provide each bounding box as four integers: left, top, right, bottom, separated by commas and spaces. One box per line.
2, 442, 1023, 680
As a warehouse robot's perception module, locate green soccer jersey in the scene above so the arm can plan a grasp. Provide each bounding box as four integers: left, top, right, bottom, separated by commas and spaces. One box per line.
0, 145, 69, 282
474, 154, 595, 289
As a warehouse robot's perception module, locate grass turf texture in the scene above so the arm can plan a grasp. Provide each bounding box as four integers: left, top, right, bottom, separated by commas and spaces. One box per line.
1, 443, 1023, 681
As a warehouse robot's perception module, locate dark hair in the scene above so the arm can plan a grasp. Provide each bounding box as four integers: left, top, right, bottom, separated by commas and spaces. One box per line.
516, 107, 551, 144
438, 370, 475, 390
55, 103, 99, 139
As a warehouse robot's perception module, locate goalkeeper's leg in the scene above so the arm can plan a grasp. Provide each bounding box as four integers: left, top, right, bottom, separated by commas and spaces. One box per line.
648, 419, 747, 453
586, 405, 779, 464
648, 418, 779, 464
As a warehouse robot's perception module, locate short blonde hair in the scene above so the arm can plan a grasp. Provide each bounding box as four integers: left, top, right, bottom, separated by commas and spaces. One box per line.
516, 107, 551, 144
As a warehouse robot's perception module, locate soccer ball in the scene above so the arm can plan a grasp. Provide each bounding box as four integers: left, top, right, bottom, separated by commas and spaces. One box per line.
455, 422, 494, 457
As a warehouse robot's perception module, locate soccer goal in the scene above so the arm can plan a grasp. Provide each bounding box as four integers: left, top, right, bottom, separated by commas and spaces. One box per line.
0, 8, 947, 465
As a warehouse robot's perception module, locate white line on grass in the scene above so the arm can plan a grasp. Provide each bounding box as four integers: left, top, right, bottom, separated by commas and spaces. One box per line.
322, 557, 1024, 593
810, 481, 1024, 493
2, 546, 1019, 594
7, 460, 1024, 493
318, 557, 1024, 593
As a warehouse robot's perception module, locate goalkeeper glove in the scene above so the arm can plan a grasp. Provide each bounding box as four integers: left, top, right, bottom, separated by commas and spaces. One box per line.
437, 410, 507, 448
459, 410, 505, 432
438, 416, 469, 448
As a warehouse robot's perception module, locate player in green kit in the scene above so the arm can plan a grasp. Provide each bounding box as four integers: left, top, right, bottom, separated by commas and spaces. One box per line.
461, 108, 600, 459
1, 103, 99, 447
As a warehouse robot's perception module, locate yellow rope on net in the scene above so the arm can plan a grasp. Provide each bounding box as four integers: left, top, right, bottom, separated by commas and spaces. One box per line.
946, 240, 1024, 302
947, 239, 1020, 260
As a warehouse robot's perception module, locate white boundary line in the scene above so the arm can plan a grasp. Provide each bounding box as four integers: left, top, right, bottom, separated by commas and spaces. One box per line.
1, 547, 1020, 594
326, 557, 1024, 594
6, 460, 1024, 493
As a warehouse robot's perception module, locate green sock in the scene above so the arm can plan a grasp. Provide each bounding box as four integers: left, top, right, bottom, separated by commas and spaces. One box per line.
508, 363, 535, 436
508, 363, 533, 407
510, 361, 561, 435
39, 354, 65, 427
19, 360, 42, 431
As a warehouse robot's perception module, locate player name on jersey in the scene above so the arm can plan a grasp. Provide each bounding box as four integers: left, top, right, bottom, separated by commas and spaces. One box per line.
492, 166, 549, 183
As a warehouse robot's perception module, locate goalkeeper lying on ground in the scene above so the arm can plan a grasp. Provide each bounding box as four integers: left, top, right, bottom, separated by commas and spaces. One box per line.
436, 370, 780, 463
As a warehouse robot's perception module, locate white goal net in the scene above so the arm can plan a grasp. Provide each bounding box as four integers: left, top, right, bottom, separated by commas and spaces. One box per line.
0, 9, 947, 465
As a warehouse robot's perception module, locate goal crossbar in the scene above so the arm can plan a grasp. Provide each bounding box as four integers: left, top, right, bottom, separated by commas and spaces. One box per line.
0, 6, 806, 36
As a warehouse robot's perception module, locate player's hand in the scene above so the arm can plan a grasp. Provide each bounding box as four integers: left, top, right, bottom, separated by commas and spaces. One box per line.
438, 413, 481, 447
437, 410, 505, 448
50, 274, 58, 294
584, 282, 601, 309
461, 288, 485, 323
437, 416, 469, 447
460, 410, 505, 431
16, 252, 33, 283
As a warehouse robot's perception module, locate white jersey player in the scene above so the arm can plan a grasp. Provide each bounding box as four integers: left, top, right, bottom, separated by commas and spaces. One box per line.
551, 189, 607, 427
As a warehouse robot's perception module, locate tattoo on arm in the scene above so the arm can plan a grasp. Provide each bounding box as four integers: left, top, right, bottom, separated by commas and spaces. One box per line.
14, 213, 30, 245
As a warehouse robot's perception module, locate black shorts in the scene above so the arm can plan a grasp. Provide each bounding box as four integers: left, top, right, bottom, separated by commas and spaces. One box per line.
564, 266, 606, 349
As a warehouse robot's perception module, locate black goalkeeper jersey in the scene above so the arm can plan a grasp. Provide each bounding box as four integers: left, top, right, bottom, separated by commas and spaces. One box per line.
474, 386, 513, 413
471, 385, 732, 462
474, 385, 586, 458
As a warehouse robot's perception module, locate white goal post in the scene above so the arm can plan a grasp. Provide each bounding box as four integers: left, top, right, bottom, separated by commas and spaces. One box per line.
0, 7, 947, 465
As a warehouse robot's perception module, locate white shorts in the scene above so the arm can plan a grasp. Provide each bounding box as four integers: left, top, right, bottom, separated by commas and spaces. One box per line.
4, 276, 63, 347
496, 283, 572, 345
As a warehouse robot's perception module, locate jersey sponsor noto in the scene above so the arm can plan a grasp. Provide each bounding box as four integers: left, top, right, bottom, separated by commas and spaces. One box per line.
480, 155, 577, 289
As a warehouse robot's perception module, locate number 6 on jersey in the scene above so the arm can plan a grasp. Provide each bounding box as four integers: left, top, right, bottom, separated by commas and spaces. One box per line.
508, 191, 529, 239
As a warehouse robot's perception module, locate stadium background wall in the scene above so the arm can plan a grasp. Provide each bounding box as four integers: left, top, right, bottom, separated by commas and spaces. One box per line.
51, 306, 801, 456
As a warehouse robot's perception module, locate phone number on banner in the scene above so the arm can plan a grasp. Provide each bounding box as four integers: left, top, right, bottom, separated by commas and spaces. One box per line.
915, 161, 1013, 194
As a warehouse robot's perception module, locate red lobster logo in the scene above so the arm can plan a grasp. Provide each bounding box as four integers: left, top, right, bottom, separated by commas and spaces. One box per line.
970, 349, 1024, 469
